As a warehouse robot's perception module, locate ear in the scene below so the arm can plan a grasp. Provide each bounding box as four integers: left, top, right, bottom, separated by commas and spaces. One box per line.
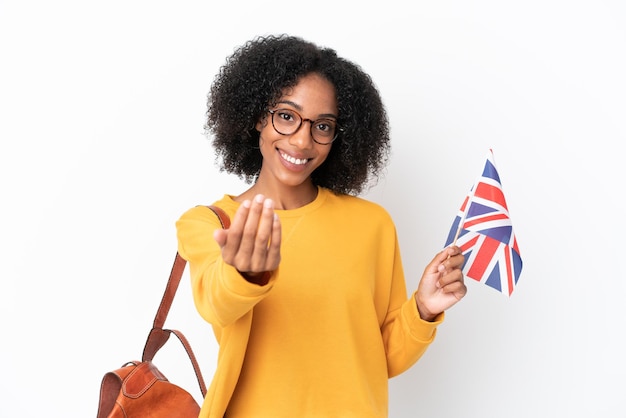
255, 114, 268, 132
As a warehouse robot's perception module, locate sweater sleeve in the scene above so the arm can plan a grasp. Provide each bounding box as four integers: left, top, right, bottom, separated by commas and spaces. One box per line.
378, 224, 444, 378
175, 205, 276, 329
384, 292, 444, 377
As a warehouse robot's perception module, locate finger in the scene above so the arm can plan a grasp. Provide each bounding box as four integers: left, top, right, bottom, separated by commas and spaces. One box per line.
221, 199, 252, 261
237, 194, 266, 258
265, 212, 282, 270
440, 280, 467, 299
438, 267, 464, 288
449, 253, 465, 269
445, 244, 463, 258
448, 245, 462, 255
248, 198, 276, 270
438, 253, 465, 273
425, 249, 450, 275
426, 246, 458, 277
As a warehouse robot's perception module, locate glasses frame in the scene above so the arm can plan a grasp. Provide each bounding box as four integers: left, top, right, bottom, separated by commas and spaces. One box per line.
267, 108, 342, 145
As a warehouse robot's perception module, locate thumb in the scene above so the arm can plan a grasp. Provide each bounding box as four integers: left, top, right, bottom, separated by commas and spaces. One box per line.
213, 228, 227, 248
426, 247, 451, 274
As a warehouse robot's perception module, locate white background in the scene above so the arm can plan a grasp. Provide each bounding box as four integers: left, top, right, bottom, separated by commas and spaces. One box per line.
1, 1, 625, 417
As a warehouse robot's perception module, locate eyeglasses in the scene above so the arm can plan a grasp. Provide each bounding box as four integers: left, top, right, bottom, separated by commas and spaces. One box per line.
267, 108, 341, 145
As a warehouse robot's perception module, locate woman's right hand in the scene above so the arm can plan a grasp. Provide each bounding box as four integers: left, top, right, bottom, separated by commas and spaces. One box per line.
213, 194, 281, 284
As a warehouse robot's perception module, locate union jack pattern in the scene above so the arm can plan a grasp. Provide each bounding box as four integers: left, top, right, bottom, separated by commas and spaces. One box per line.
444, 150, 523, 296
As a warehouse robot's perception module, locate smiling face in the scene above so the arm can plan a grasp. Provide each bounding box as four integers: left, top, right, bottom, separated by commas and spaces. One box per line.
255, 73, 338, 195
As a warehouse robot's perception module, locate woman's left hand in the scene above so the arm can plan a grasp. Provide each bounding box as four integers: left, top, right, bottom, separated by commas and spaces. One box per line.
414, 246, 467, 321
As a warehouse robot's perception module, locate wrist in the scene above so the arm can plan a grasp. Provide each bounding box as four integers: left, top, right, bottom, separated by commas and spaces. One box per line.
240, 270, 271, 286
414, 293, 438, 322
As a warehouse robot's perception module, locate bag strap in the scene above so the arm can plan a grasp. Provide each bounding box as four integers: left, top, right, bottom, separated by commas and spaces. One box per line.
141, 205, 230, 399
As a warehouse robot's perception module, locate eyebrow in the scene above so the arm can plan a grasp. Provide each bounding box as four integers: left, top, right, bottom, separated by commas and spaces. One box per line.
276, 100, 338, 120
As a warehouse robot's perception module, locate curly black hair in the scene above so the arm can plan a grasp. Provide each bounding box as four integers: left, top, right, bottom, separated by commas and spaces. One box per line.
206, 34, 390, 196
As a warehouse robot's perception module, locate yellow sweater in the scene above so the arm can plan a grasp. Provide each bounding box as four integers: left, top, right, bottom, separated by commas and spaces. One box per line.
176, 187, 443, 418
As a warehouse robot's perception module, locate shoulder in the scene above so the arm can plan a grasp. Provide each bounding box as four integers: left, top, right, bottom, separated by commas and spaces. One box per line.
321, 188, 394, 225
177, 195, 238, 229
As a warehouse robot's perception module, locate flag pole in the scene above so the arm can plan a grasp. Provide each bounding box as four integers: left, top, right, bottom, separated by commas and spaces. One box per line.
448, 151, 483, 253
447, 199, 467, 260
451, 216, 464, 246
452, 148, 493, 246
450, 177, 477, 250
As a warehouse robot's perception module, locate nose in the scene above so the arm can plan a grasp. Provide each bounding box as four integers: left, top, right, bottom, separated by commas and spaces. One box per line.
288, 119, 315, 149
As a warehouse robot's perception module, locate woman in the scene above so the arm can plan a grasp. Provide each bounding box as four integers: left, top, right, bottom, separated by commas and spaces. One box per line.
176, 34, 466, 418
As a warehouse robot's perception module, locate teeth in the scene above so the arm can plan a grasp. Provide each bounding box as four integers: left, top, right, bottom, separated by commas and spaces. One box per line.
280, 151, 308, 165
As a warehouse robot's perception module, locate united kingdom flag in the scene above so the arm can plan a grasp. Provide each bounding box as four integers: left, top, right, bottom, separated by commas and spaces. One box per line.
444, 150, 523, 296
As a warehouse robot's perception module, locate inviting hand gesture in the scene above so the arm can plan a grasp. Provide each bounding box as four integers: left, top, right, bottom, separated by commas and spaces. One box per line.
213, 194, 282, 284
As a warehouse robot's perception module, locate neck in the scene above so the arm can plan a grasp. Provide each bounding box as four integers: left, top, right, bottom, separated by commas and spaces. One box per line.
237, 181, 318, 210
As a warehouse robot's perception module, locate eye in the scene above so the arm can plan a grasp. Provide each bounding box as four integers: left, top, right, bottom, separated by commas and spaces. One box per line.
276, 109, 297, 124
314, 119, 336, 135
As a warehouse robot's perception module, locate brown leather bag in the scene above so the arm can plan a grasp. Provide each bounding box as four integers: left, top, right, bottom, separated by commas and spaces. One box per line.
96, 206, 230, 418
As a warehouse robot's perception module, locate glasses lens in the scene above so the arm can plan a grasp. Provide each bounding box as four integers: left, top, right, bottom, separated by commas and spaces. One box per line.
271, 109, 300, 135
311, 119, 337, 144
